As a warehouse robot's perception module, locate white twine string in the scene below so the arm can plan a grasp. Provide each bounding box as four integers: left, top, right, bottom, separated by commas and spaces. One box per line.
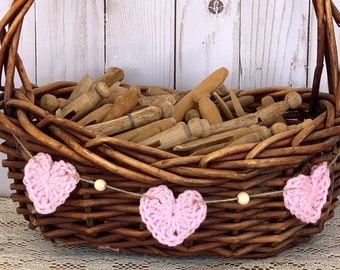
12, 134, 339, 204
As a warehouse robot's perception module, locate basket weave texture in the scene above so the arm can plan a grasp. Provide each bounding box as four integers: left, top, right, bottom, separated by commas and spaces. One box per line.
0, 0, 340, 259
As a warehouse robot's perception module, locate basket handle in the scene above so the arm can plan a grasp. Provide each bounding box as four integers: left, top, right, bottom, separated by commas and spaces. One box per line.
0, 0, 339, 114
311, 0, 340, 115
0, 0, 34, 102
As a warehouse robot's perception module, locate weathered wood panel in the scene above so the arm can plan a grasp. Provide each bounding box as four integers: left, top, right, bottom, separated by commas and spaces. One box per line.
35, 0, 105, 85
239, 0, 309, 89
2, 0, 339, 89
175, 0, 240, 90
105, 0, 175, 87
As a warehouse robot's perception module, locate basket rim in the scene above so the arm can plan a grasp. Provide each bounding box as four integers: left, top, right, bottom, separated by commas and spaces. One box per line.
0, 0, 339, 259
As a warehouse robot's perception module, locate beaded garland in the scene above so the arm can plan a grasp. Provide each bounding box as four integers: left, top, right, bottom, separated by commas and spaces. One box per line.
23, 152, 79, 215
22, 152, 332, 247
283, 162, 331, 224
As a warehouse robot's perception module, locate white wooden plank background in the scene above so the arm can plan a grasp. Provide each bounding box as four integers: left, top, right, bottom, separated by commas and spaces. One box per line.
35, 0, 105, 85
240, 0, 309, 88
0, 0, 340, 195
2, 0, 339, 89
175, 0, 240, 90
106, 0, 175, 87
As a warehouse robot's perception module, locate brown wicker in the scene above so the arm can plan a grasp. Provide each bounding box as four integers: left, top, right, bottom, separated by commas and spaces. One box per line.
0, 0, 339, 259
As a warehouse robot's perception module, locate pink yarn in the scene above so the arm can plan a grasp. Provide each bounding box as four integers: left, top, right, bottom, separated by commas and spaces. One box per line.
284, 162, 330, 224
139, 185, 207, 247
23, 152, 79, 215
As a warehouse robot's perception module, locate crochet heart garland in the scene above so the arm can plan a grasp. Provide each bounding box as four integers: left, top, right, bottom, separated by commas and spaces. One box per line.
22, 152, 331, 246
139, 185, 207, 247
283, 162, 330, 224
23, 152, 79, 214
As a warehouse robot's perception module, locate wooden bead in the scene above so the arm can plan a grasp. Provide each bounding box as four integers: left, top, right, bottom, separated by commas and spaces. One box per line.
94, 179, 107, 191
237, 192, 250, 205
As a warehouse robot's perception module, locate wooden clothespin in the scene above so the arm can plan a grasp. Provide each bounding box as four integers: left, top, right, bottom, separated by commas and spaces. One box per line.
173, 67, 229, 124
58, 82, 111, 121
88, 100, 174, 136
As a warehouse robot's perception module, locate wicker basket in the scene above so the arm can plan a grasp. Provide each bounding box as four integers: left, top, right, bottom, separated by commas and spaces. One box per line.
0, 0, 339, 259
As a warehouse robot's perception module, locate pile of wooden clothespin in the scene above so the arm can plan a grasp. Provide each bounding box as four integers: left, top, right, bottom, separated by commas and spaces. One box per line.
38, 66, 309, 155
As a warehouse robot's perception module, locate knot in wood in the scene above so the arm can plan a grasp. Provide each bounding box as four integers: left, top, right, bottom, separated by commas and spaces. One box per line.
208, 0, 224, 14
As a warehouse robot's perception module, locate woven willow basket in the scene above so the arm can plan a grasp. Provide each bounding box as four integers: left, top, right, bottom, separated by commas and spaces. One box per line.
1, 0, 340, 259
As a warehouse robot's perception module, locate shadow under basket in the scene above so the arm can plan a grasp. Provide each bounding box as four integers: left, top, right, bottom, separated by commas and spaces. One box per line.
0, 0, 340, 259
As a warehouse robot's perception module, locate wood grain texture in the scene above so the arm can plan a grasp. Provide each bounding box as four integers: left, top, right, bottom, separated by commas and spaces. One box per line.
176, 0, 240, 90
239, 0, 309, 88
105, 0, 175, 88
0, 0, 36, 87
308, 0, 340, 92
1, 0, 340, 195
0, 1, 17, 196
35, 0, 105, 85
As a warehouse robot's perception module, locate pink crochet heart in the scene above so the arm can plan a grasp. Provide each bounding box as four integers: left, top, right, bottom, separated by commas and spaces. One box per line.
23, 152, 79, 215
139, 185, 207, 247
284, 162, 330, 224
